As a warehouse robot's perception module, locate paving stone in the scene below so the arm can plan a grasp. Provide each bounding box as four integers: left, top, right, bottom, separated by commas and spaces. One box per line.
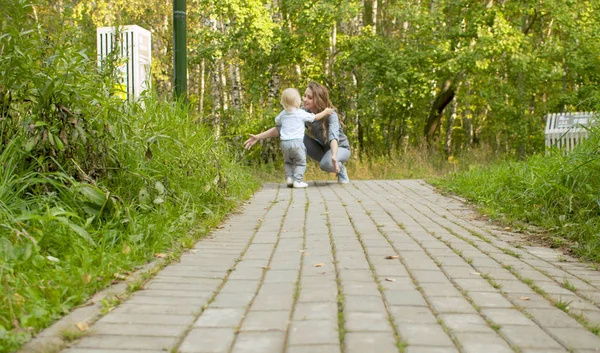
411, 270, 451, 283
545, 327, 600, 350
194, 307, 245, 327
219, 280, 260, 293
231, 331, 286, 353
110, 303, 199, 315
263, 269, 298, 283
525, 308, 582, 327
64, 350, 167, 353
242, 310, 290, 331
294, 302, 337, 321
211, 292, 255, 308
72, 336, 179, 350
288, 320, 338, 345
345, 312, 394, 332
453, 278, 497, 292
419, 282, 463, 297
91, 323, 186, 336
453, 332, 514, 353
428, 296, 477, 314
396, 323, 454, 346
481, 308, 535, 326
179, 328, 235, 352
344, 331, 398, 353
389, 306, 438, 324
405, 347, 459, 353
286, 344, 341, 353
134, 289, 214, 298
505, 292, 555, 309
338, 269, 375, 282
379, 276, 416, 291
342, 282, 381, 296
344, 295, 387, 312
500, 325, 564, 349
439, 314, 492, 332
145, 281, 221, 292
468, 291, 514, 309
297, 286, 337, 302
97, 313, 195, 326
384, 290, 429, 306
252, 292, 294, 311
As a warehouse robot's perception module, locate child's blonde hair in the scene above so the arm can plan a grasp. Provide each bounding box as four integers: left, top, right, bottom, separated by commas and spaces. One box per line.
280, 88, 301, 111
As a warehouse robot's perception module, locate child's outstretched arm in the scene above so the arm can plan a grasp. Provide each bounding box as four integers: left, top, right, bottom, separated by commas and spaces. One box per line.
313, 107, 333, 121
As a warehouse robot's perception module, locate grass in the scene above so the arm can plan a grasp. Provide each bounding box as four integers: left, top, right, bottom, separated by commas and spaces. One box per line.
433, 126, 600, 262
0, 91, 259, 352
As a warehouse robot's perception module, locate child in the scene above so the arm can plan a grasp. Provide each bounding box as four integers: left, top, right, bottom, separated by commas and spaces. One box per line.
276, 88, 333, 188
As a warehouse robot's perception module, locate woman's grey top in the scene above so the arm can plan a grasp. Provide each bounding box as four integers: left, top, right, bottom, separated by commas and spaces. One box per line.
276, 109, 350, 150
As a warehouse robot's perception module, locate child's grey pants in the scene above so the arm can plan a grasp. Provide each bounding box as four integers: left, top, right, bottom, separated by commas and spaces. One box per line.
280, 139, 306, 182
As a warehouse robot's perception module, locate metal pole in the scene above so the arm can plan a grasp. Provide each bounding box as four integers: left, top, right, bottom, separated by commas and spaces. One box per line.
173, 0, 187, 99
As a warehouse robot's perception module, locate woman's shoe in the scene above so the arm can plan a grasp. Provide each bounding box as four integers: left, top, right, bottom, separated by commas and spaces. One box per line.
293, 181, 308, 188
337, 164, 350, 184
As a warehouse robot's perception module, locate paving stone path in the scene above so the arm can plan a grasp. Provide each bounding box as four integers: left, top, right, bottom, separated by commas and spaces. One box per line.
60, 180, 600, 353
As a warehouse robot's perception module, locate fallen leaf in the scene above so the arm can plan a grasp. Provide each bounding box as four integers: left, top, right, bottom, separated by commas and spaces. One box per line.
217, 225, 225, 229
385, 277, 396, 282
385, 255, 400, 260
113, 273, 127, 280
519, 296, 530, 301
504, 227, 512, 231
76, 322, 89, 332
262, 266, 270, 270
154, 253, 167, 258
314, 263, 325, 267
299, 249, 306, 253
82, 273, 92, 284
189, 249, 198, 253
122, 245, 131, 255
318, 271, 326, 274
471, 272, 481, 275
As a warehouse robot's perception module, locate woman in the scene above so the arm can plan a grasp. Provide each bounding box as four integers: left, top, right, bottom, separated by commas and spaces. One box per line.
244, 82, 351, 184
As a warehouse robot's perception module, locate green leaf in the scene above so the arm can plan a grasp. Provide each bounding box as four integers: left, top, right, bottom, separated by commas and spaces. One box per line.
77, 184, 106, 207
154, 181, 165, 195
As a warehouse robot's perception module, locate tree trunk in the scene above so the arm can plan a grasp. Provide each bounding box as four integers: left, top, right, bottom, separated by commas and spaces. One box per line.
229, 61, 241, 109
424, 79, 456, 144
444, 85, 459, 155
199, 59, 205, 117
463, 80, 473, 148
211, 66, 221, 138
267, 64, 280, 108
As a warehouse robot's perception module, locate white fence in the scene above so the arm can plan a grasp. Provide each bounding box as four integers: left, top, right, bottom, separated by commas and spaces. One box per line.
97, 25, 151, 101
545, 112, 595, 152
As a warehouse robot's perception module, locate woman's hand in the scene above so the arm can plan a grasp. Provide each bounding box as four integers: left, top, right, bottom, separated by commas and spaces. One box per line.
330, 139, 340, 173
244, 134, 260, 150
332, 156, 340, 174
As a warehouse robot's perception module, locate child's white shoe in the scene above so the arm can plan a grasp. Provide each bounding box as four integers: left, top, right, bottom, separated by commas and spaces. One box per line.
293, 181, 308, 188
286, 177, 293, 188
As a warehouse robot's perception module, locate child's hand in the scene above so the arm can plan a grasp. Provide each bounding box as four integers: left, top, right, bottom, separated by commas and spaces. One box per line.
324, 108, 333, 115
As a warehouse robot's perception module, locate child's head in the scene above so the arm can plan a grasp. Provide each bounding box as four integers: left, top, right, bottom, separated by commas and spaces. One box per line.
280, 88, 301, 111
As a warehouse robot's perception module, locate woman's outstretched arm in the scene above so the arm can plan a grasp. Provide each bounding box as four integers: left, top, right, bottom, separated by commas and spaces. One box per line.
330, 138, 340, 174
244, 127, 279, 150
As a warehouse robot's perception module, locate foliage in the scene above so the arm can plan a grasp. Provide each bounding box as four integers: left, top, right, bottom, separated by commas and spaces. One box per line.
0, 2, 258, 351
434, 125, 600, 262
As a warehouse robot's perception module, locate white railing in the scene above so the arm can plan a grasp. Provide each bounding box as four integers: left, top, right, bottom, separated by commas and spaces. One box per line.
545, 112, 595, 152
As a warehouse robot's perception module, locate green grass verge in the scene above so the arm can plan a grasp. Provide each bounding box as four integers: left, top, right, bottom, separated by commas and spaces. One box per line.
432, 126, 600, 262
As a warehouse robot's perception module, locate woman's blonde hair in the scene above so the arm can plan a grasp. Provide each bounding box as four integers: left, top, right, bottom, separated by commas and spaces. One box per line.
306, 82, 334, 141
280, 88, 301, 111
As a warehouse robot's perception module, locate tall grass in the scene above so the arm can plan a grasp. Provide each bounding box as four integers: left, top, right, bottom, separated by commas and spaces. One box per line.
434, 125, 600, 262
